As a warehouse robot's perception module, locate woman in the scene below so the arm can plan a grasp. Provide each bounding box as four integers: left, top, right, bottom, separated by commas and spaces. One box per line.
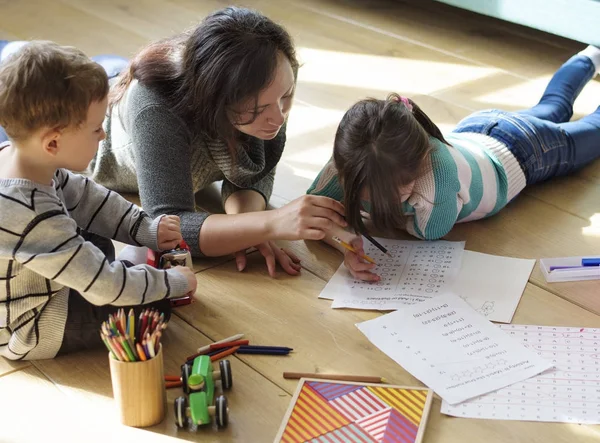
87, 7, 346, 276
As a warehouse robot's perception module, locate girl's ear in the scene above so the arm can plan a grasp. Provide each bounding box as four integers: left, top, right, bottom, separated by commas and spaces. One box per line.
41, 129, 62, 157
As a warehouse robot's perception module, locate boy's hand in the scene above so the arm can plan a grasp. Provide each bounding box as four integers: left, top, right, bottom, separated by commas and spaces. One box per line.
157, 215, 182, 250
343, 236, 380, 282
172, 266, 197, 296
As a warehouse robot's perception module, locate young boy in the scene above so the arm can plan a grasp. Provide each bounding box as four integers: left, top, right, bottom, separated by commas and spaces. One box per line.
0, 41, 197, 360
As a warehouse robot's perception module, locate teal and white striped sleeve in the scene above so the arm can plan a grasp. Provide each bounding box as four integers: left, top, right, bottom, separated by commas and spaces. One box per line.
405, 145, 463, 240
306, 157, 344, 202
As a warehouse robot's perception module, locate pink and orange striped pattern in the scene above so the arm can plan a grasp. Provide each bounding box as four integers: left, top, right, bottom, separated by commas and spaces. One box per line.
280, 385, 351, 442
278, 382, 430, 443
367, 387, 428, 426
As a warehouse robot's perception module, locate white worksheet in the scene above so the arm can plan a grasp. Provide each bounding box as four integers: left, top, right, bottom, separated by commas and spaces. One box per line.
442, 325, 600, 424
450, 251, 535, 323
356, 294, 553, 404
320, 238, 465, 310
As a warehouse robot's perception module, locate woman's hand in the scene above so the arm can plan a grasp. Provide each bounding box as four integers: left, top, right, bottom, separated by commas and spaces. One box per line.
234, 241, 302, 277
343, 235, 380, 282
267, 195, 347, 241
157, 215, 183, 250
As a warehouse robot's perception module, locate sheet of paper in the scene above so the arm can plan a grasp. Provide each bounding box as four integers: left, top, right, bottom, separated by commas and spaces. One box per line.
319, 238, 465, 310
442, 325, 600, 423
356, 293, 553, 405
450, 251, 535, 323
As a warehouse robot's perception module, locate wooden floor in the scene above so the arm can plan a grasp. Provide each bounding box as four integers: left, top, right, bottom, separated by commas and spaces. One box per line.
2, 0, 600, 441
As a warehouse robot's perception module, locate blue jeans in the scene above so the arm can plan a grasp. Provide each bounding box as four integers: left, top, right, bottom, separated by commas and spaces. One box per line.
0, 41, 128, 143
453, 54, 600, 185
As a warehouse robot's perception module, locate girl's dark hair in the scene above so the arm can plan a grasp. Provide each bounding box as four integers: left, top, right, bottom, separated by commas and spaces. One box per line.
333, 93, 449, 235
110, 7, 298, 153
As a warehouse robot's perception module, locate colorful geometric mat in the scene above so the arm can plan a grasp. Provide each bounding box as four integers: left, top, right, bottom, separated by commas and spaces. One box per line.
276, 380, 432, 443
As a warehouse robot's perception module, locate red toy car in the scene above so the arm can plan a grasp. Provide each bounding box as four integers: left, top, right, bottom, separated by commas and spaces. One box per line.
148, 241, 194, 307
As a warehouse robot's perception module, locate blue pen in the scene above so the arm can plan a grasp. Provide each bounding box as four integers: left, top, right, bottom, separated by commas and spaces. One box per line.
581, 258, 600, 267
550, 265, 588, 271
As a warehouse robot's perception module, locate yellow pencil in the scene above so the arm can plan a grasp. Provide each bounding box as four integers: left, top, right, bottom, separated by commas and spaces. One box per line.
128, 308, 135, 342
331, 236, 376, 264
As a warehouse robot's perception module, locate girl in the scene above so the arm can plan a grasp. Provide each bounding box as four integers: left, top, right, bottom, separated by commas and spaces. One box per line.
308, 46, 600, 282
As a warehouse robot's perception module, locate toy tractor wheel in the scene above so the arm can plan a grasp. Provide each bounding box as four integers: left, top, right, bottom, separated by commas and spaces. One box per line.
215, 395, 229, 428
219, 359, 233, 390
181, 362, 192, 395
174, 396, 189, 428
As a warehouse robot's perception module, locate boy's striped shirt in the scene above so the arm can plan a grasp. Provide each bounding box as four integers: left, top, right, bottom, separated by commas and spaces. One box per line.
307, 134, 526, 240
0, 163, 188, 360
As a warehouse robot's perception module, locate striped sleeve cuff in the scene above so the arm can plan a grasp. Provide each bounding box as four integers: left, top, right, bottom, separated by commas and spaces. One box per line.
134, 215, 161, 251
165, 267, 192, 298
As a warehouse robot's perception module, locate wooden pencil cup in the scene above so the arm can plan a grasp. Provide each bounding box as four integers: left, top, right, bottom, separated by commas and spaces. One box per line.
109, 345, 166, 427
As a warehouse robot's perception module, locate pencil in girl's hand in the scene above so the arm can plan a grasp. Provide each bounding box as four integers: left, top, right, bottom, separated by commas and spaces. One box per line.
331, 236, 377, 264
361, 232, 392, 258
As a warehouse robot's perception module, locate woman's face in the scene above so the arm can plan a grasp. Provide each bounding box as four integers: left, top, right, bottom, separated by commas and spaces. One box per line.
232, 52, 295, 140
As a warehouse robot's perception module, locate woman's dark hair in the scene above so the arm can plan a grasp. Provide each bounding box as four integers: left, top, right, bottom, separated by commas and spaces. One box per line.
110, 7, 298, 153
333, 93, 449, 235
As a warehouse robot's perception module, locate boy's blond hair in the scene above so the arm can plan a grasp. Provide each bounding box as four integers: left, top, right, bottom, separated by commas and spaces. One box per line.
0, 41, 108, 141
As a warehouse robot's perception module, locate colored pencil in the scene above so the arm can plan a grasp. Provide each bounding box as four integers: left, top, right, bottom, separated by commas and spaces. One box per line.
101, 333, 118, 359
128, 308, 135, 342
196, 333, 244, 353
209, 340, 249, 350
120, 336, 137, 362
237, 349, 290, 356
166, 381, 183, 389
111, 337, 128, 362
136, 343, 147, 361
238, 345, 293, 351
283, 372, 387, 383
331, 236, 376, 264
100, 307, 167, 362
362, 232, 392, 258
210, 346, 240, 362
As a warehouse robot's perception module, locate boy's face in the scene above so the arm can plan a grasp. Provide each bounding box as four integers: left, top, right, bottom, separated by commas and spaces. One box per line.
55, 97, 108, 171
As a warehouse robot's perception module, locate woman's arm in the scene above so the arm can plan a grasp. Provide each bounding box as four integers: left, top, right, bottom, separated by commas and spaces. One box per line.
129, 102, 346, 258
199, 194, 346, 256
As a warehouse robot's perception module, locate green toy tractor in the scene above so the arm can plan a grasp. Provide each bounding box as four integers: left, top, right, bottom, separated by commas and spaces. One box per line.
174, 355, 233, 430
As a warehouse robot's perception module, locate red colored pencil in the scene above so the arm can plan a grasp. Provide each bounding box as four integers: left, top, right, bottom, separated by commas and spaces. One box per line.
139, 309, 149, 340
209, 340, 249, 350
210, 346, 240, 362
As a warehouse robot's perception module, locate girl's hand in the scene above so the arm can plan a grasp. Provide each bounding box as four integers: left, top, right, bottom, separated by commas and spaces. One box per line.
234, 241, 302, 277
157, 215, 182, 250
268, 195, 347, 241
343, 236, 380, 282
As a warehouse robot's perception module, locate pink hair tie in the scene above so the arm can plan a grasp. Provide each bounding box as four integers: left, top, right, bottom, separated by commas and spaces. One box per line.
392, 95, 413, 111
399, 96, 413, 112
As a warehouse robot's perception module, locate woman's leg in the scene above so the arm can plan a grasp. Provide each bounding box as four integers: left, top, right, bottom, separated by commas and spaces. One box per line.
518, 46, 600, 123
